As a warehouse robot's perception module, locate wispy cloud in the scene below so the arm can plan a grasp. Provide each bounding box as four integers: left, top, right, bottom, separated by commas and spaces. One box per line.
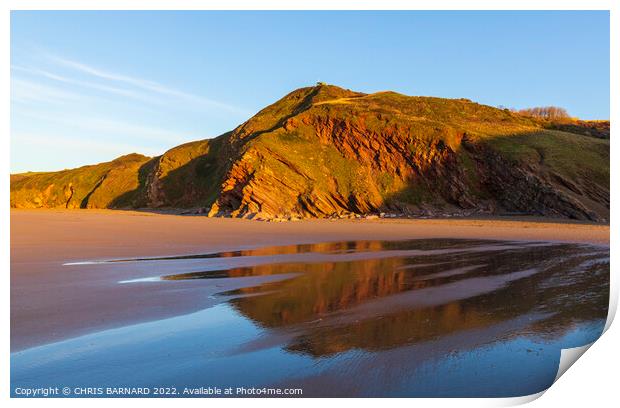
11, 65, 156, 103
47, 54, 248, 113
11, 49, 248, 172
11, 78, 84, 104
13, 109, 191, 145
12, 132, 159, 158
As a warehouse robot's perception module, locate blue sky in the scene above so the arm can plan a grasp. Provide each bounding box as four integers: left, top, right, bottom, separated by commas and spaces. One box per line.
11, 11, 609, 173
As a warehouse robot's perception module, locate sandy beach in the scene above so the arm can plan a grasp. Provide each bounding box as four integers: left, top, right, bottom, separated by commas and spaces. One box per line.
11, 209, 609, 351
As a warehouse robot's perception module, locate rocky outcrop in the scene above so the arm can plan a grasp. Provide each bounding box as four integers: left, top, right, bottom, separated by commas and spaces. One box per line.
461, 138, 602, 221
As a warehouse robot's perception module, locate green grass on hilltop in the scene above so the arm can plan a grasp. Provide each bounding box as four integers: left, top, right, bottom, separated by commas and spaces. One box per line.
10, 84, 610, 221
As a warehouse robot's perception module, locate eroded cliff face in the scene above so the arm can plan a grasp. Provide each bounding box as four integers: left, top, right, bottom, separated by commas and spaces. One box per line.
209, 119, 469, 219
10, 84, 610, 222
461, 139, 605, 221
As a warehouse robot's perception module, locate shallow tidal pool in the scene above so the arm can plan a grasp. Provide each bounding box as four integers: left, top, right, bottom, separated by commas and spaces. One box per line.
11, 239, 609, 397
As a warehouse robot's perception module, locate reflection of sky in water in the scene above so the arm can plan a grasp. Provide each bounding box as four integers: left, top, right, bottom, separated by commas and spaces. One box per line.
12, 239, 609, 397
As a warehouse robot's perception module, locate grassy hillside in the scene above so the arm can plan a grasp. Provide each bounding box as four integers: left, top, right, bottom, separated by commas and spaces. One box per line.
10, 84, 610, 221
137, 133, 229, 208
208, 85, 609, 220
10, 154, 151, 209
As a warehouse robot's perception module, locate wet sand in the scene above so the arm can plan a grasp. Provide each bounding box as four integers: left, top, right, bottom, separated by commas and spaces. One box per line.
10, 209, 609, 351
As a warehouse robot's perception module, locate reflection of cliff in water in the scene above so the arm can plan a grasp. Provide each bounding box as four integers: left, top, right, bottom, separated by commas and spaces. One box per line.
164, 239, 609, 358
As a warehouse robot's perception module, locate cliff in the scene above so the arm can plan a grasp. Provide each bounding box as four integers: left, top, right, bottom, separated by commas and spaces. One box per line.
10, 84, 610, 221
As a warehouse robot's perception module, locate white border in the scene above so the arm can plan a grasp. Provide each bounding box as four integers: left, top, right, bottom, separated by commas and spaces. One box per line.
2, 1, 616, 407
